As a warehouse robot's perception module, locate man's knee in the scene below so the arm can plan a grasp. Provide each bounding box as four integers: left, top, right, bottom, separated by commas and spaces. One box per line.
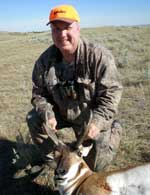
26, 109, 42, 131
26, 108, 45, 146
26, 108, 39, 123
94, 146, 114, 171
95, 120, 122, 171
86, 120, 122, 172
109, 120, 122, 152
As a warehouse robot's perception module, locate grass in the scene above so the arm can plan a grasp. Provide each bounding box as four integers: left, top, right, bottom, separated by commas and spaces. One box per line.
0, 26, 150, 194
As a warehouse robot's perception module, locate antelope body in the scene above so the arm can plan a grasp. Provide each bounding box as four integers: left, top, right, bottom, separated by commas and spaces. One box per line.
46, 125, 150, 195
54, 144, 150, 195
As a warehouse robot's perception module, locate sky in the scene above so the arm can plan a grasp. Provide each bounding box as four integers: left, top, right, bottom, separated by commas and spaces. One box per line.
0, 0, 150, 32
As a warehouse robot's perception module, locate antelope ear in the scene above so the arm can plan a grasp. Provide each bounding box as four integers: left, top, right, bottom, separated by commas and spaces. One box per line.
54, 149, 61, 159
54, 141, 67, 160
78, 144, 93, 157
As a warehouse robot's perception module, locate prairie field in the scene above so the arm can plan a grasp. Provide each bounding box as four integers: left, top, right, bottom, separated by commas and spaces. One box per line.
0, 26, 150, 194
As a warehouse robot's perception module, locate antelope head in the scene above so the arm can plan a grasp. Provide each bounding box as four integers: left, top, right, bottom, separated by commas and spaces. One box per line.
54, 141, 93, 195
44, 123, 93, 194
43, 111, 95, 194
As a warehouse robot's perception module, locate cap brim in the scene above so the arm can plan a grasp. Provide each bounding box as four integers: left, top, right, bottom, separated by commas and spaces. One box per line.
46, 18, 75, 26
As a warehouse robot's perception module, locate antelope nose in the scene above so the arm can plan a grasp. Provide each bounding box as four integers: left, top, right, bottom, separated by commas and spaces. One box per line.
56, 168, 66, 175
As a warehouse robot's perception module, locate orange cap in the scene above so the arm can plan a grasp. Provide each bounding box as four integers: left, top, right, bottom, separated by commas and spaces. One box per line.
47, 5, 80, 25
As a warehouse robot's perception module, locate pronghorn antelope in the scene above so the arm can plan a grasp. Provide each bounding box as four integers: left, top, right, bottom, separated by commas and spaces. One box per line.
53, 142, 150, 195
45, 125, 150, 195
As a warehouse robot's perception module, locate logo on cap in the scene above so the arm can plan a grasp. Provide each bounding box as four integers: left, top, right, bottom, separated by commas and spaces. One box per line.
54, 10, 66, 15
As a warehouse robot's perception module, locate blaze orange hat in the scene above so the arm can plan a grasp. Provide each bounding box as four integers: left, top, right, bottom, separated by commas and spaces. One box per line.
47, 4, 80, 25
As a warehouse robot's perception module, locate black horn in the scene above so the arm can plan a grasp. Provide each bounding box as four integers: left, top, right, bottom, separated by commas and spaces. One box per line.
42, 123, 59, 146
74, 110, 93, 149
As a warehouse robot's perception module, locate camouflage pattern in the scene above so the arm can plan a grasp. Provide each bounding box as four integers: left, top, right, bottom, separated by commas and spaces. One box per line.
27, 37, 123, 171
84, 120, 122, 171
31, 38, 123, 130
27, 109, 122, 171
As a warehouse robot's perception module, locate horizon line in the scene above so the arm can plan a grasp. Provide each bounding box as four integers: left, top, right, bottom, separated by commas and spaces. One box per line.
0, 24, 150, 33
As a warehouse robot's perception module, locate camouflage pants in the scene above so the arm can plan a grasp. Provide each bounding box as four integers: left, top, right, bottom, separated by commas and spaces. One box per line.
26, 108, 122, 172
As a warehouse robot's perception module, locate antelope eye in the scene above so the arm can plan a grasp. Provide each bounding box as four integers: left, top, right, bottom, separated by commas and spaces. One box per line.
77, 150, 82, 157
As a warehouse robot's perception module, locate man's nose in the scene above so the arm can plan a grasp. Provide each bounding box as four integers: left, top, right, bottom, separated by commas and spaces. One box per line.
59, 29, 67, 37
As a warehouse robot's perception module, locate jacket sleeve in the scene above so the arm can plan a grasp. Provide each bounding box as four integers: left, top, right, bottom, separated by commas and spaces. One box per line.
91, 48, 123, 131
31, 59, 55, 122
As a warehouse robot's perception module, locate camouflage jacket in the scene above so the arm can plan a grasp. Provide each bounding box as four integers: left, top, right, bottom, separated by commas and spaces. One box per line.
31, 38, 123, 131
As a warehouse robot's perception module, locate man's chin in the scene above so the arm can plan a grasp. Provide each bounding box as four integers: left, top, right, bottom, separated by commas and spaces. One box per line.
60, 46, 72, 53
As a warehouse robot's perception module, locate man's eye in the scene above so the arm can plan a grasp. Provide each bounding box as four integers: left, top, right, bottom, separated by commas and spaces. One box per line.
66, 26, 72, 30
54, 28, 60, 32
77, 150, 82, 157
51, 27, 60, 32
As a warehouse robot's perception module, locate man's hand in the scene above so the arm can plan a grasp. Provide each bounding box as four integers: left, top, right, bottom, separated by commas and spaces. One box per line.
47, 117, 57, 132
87, 123, 99, 139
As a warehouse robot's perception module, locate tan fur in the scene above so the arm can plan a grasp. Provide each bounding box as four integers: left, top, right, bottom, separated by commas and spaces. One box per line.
75, 172, 112, 195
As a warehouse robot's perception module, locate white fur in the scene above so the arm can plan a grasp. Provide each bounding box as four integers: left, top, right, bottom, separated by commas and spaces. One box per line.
107, 164, 150, 195
79, 144, 93, 157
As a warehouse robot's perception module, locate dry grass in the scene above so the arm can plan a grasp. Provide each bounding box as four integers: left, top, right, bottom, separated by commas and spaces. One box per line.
0, 26, 150, 194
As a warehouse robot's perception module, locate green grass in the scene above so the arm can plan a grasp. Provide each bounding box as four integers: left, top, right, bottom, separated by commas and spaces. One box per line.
0, 26, 150, 193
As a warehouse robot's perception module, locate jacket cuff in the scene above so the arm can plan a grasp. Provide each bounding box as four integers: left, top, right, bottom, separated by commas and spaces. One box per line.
36, 102, 55, 122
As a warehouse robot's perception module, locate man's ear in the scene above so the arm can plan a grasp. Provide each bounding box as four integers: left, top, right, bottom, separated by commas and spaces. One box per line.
78, 144, 93, 157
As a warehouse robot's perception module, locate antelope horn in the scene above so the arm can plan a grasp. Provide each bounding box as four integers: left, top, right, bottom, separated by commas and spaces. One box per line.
42, 123, 59, 146
74, 110, 93, 149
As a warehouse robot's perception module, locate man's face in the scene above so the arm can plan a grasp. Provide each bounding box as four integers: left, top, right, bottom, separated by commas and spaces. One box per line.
51, 21, 80, 54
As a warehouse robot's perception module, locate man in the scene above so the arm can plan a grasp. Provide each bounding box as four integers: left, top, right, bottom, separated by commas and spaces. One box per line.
27, 4, 123, 172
